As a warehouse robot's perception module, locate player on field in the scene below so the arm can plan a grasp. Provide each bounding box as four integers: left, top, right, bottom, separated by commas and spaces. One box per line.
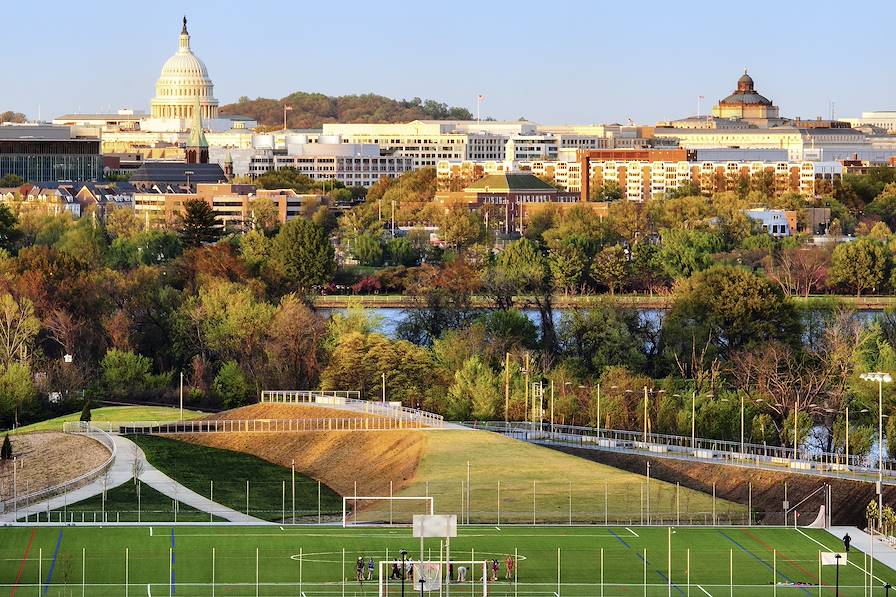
492, 559, 499, 581
367, 557, 375, 580
356, 557, 364, 583
505, 556, 514, 579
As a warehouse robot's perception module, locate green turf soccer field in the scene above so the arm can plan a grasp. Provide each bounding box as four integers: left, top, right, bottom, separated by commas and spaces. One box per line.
0, 525, 892, 596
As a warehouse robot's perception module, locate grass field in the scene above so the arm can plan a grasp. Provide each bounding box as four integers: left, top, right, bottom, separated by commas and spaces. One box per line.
128, 435, 342, 521
28, 480, 223, 523
12, 406, 205, 434
0, 525, 888, 596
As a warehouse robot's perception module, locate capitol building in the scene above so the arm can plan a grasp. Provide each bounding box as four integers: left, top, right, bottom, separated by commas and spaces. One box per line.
150, 17, 219, 121
54, 17, 255, 156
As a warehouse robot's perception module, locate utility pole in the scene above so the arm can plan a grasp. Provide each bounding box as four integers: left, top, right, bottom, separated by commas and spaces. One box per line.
504, 353, 510, 423
179, 371, 184, 421
381, 373, 386, 404
524, 353, 530, 424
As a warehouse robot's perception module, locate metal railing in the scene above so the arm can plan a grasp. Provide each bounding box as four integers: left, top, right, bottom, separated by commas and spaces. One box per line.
260, 390, 445, 427
63, 416, 434, 435
2, 425, 117, 513
467, 421, 896, 484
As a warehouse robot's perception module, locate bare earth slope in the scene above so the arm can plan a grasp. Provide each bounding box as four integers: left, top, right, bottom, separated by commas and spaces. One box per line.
0, 432, 110, 501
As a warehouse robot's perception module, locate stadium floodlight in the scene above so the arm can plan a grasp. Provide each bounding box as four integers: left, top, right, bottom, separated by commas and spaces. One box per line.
860, 371, 892, 522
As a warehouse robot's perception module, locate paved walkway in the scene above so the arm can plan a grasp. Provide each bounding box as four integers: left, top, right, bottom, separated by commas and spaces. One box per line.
0, 434, 264, 524
826, 526, 896, 583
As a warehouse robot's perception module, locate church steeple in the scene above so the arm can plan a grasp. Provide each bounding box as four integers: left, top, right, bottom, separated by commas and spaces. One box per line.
186, 96, 209, 165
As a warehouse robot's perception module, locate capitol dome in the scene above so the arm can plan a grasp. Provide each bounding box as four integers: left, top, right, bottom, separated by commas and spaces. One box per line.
150, 17, 219, 120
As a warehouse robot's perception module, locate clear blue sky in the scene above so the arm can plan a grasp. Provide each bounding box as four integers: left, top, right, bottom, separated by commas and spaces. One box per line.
8, 0, 894, 125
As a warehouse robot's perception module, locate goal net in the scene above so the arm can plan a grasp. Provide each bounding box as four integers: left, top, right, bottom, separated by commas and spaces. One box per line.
343, 496, 434, 527
378, 560, 488, 596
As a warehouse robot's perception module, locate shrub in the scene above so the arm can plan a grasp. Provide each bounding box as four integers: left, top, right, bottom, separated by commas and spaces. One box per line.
79, 400, 92, 422
1, 434, 12, 460
212, 361, 251, 409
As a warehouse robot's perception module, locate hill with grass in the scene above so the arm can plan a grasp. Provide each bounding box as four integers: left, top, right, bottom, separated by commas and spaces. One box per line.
220, 92, 473, 129
13, 405, 205, 434
172, 404, 746, 524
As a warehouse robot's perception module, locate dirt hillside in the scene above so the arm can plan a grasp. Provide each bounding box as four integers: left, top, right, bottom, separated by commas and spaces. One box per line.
0, 432, 110, 501
174, 429, 426, 497
203, 403, 383, 421
553, 446, 887, 525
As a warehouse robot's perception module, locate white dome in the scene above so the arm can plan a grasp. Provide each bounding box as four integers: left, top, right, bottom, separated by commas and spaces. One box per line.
150, 18, 219, 121
159, 51, 211, 80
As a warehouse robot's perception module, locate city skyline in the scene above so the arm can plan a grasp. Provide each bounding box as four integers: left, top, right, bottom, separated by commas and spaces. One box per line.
6, 0, 894, 125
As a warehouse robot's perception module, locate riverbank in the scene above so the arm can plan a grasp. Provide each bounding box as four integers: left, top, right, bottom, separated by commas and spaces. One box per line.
312, 293, 896, 310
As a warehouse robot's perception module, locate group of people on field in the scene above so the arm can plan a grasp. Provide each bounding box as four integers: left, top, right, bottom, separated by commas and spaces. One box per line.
356, 555, 516, 584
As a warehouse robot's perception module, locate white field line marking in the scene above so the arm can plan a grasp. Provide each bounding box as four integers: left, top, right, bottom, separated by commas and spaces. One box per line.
279, 526, 284, 531
495, 527, 501, 531
149, 527, 153, 536
796, 529, 886, 584
695, 584, 712, 596
626, 527, 640, 537
146, 584, 152, 596
172, 532, 621, 539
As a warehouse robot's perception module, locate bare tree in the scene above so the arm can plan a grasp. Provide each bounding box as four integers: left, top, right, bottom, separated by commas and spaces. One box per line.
764, 246, 830, 298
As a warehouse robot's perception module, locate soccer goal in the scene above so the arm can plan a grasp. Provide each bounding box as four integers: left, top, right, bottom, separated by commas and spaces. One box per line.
378, 560, 488, 596
343, 496, 434, 527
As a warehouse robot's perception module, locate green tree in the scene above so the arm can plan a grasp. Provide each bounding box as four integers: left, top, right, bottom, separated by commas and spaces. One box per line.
0, 363, 36, 427
659, 228, 724, 279
446, 356, 501, 420
592, 244, 630, 295
865, 184, 896, 230
179, 199, 221, 248
0, 174, 24, 187
386, 237, 419, 266
548, 240, 588, 295
250, 196, 281, 233
662, 265, 801, 363
351, 233, 384, 266
105, 208, 142, 240
558, 302, 646, 375
0, 205, 18, 251
100, 349, 151, 398
212, 360, 252, 408
829, 237, 889, 297
492, 238, 556, 353
270, 218, 335, 290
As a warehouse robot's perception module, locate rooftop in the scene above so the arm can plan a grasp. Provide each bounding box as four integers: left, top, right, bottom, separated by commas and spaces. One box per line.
464, 173, 558, 193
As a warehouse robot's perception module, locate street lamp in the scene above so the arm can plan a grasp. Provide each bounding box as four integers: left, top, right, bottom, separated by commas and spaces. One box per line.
283, 104, 293, 131
834, 553, 841, 595
184, 170, 194, 191
400, 549, 408, 597
860, 371, 892, 522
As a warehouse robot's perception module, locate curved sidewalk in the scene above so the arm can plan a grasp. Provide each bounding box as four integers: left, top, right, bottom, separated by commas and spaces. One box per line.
0, 434, 264, 524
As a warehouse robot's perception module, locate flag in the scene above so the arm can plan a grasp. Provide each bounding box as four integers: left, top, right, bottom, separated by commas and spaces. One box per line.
698, 96, 705, 100
478, 94, 485, 101
284, 105, 293, 111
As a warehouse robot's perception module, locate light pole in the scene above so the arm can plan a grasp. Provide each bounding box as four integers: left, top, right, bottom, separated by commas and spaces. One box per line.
283, 105, 293, 131
184, 170, 194, 191
834, 553, 841, 595
400, 549, 408, 597
382, 373, 386, 404
860, 371, 892, 521
179, 371, 184, 421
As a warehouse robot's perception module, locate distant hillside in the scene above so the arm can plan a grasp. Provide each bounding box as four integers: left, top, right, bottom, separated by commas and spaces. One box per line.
219, 91, 473, 129
1, 111, 27, 123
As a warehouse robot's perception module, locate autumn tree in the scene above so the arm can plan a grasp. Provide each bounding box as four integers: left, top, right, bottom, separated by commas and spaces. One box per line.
0, 293, 40, 367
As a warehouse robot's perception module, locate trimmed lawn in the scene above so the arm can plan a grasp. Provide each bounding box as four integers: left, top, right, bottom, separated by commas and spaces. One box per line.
12, 406, 205, 434
128, 435, 342, 521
